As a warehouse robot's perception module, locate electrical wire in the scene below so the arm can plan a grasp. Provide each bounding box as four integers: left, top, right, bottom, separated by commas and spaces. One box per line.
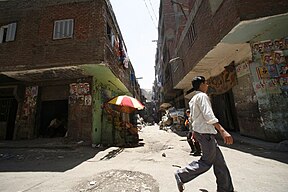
143, 0, 158, 30
148, 0, 158, 23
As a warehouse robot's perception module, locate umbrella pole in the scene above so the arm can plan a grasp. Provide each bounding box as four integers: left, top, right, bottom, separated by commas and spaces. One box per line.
112, 115, 116, 145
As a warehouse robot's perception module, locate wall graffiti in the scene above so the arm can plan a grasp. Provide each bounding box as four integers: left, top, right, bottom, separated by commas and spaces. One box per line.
207, 64, 237, 95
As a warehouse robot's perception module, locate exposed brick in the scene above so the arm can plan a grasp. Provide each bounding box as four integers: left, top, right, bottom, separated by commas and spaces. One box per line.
0, 0, 136, 142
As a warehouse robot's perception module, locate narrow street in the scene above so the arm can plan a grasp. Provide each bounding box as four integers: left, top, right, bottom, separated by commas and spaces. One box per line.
0, 125, 288, 192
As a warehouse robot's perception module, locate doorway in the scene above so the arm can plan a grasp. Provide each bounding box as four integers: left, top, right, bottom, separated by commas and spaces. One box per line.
0, 98, 18, 140
211, 89, 239, 131
39, 100, 68, 138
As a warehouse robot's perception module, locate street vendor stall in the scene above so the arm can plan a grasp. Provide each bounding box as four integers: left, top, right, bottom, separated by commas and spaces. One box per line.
104, 95, 144, 146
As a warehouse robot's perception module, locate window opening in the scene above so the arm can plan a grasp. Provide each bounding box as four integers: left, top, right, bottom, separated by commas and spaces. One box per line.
53, 19, 74, 39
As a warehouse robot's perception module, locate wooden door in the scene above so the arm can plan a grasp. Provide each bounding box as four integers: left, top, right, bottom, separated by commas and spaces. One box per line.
211, 89, 239, 131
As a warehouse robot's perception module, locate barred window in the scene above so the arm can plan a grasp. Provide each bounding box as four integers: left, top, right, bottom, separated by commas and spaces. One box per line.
0, 22, 17, 43
187, 21, 197, 47
53, 19, 74, 40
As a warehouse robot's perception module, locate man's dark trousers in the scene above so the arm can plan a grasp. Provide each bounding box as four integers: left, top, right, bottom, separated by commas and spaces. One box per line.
175, 132, 234, 192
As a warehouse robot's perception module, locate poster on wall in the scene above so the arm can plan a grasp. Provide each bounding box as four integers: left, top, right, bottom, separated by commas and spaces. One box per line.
83, 83, 90, 94
274, 39, 284, 50
253, 81, 266, 97
236, 61, 250, 78
251, 37, 288, 97
252, 42, 264, 54
263, 40, 273, 53
23, 86, 38, 117
69, 83, 77, 95
273, 51, 285, 64
69, 95, 77, 104
252, 38, 287, 55
261, 53, 273, 65
256, 66, 270, 79
267, 64, 279, 78
277, 63, 288, 77
77, 95, 85, 105
279, 77, 288, 96
279, 77, 288, 90
69, 82, 92, 105
285, 37, 288, 49
84, 95, 92, 105
266, 79, 281, 94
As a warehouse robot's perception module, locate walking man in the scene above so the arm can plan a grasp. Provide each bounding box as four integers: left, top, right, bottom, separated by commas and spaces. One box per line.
174, 76, 235, 192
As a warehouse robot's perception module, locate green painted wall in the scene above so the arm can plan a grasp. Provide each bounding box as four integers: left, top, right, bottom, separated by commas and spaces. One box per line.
91, 81, 102, 144
83, 65, 132, 145
91, 77, 119, 145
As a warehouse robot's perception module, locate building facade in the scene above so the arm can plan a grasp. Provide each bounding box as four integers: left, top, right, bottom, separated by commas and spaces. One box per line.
0, 0, 141, 145
154, 0, 288, 142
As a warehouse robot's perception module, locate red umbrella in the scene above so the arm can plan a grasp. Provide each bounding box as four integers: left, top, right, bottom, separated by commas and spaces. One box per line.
107, 95, 145, 113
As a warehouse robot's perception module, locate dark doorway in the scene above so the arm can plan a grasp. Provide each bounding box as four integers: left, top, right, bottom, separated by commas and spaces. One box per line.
211, 89, 239, 132
39, 100, 68, 138
0, 98, 18, 140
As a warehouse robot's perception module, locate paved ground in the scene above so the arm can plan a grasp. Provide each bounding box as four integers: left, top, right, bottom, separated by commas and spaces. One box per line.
0, 125, 288, 192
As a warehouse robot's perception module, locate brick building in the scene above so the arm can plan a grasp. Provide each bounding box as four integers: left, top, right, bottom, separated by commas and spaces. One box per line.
0, 0, 141, 145
154, 0, 288, 142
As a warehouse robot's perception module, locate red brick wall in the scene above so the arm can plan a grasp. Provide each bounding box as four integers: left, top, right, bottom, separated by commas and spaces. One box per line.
103, 6, 134, 94
0, 0, 134, 94
172, 0, 288, 86
1, 0, 136, 142
0, 1, 105, 70
212, 0, 240, 41
158, 0, 178, 100
232, 74, 266, 139
173, 0, 219, 85
235, 0, 288, 20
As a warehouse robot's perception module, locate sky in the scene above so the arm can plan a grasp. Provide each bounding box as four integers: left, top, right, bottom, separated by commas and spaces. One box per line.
110, 0, 160, 90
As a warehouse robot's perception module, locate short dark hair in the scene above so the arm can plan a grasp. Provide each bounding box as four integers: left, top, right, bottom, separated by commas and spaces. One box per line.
191, 76, 206, 91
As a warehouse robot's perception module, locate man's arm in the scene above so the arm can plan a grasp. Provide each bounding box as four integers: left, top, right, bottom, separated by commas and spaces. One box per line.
213, 122, 233, 145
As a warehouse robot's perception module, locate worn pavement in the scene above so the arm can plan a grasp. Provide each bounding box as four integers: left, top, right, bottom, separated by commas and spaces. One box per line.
0, 125, 288, 192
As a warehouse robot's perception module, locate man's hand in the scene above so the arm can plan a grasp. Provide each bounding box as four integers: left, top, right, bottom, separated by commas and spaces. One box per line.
220, 130, 233, 145
213, 123, 233, 145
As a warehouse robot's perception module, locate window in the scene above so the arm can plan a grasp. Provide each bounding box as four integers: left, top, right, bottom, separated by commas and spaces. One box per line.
187, 21, 197, 46
106, 23, 115, 46
0, 22, 17, 43
53, 19, 74, 39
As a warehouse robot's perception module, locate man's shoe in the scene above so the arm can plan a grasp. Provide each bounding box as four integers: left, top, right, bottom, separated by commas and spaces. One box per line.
177, 182, 184, 192
192, 151, 201, 156
175, 173, 184, 192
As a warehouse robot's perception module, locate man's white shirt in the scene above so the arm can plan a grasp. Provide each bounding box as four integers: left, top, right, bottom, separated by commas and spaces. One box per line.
189, 91, 218, 134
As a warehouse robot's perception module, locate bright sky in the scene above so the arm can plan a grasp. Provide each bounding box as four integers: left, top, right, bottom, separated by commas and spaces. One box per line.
110, 0, 159, 90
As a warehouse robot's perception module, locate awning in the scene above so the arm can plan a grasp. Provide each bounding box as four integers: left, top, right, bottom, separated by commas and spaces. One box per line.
159, 102, 172, 109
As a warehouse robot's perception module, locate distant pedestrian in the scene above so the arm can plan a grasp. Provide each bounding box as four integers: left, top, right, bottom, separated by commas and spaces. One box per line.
185, 109, 201, 156
174, 76, 234, 192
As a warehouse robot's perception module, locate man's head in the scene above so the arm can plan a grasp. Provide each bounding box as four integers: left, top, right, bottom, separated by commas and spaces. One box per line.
191, 76, 208, 92
186, 109, 190, 114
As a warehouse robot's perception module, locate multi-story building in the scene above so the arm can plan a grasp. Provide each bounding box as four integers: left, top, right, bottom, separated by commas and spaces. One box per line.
0, 0, 141, 145
154, 0, 288, 142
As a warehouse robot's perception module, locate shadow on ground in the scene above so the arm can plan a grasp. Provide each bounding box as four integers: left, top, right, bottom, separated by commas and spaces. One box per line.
0, 146, 106, 172
219, 140, 288, 164
0, 137, 146, 172
172, 129, 288, 164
